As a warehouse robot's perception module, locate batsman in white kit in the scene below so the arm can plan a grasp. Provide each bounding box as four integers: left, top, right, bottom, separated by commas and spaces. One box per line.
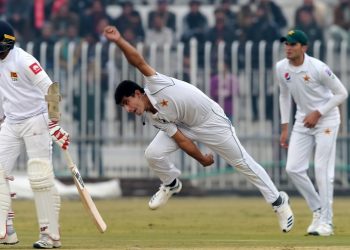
104, 25, 294, 232
277, 30, 348, 236
0, 21, 70, 248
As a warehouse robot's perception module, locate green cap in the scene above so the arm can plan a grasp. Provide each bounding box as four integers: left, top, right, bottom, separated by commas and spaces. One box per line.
280, 30, 308, 45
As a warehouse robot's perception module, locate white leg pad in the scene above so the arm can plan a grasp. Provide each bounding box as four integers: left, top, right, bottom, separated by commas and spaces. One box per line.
28, 158, 61, 240
0, 169, 11, 238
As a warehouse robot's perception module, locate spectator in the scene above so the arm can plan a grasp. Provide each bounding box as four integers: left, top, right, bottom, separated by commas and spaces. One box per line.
148, 0, 176, 33
215, 0, 237, 28
181, 0, 208, 68
250, 3, 281, 121
181, 0, 208, 45
294, 6, 324, 58
210, 63, 239, 121
255, 0, 287, 32
206, 8, 237, 67
328, 0, 350, 49
50, 1, 80, 39
6, 0, 32, 42
145, 13, 174, 48
34, 22, 58, 73
80, 0, 111, 37
69, 0, 93, 17
51, 0, 69, 16
250, 3, 281, 67
235, 5, 255, 68
114, 1, 145, 44
294, 0, 328, 28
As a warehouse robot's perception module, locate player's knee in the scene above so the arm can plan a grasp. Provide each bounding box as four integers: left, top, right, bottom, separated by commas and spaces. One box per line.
27, 158, 55, 191
285, 165, 300, 177
144, 145, 162, 163
231, 158, 247, 170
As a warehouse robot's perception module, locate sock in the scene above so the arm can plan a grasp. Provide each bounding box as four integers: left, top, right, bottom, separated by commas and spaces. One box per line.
272, 195, 282, 207
166, 178, 177, 187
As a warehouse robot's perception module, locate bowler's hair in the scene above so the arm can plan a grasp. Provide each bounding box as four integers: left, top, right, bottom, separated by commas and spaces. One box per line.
114, 80, 145, 105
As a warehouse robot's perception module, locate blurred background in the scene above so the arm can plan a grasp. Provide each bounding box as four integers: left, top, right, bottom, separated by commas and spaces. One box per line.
4, 0, 350, 196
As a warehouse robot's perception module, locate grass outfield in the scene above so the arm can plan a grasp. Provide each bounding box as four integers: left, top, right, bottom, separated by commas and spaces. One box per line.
9, 197, 350, 249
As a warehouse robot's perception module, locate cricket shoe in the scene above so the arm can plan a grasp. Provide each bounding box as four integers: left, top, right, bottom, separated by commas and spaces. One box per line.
307, 209, 321, 234
33, 234, 61, 249
149, 179, 182, 210
309, 222, 334, 236
0, 231, 19, 245
273, 191, 294, 233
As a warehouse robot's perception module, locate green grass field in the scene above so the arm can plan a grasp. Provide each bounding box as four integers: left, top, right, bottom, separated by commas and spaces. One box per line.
8, 197, 350, 249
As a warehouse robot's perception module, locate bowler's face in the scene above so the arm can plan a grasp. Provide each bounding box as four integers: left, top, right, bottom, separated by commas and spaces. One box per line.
121, 93, 145, 116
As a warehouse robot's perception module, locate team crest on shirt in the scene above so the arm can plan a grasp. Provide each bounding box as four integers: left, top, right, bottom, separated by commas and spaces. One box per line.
284, 72, 291, 81
29, 62, 42, 75
303, 74, 310, 82
160, 99, 169, 107
10, 72, 18, 81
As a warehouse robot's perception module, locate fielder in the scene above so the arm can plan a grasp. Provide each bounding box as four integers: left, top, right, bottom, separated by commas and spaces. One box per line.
0, 21, 69, 248
277, 30, 348, 236
104, 25, 294, 233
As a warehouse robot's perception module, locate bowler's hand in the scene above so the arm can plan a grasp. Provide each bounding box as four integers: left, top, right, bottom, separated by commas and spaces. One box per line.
49, 121, 70, 150
303, 110, 321, 128
200, 153, 214, 167
103, 26, 121, 43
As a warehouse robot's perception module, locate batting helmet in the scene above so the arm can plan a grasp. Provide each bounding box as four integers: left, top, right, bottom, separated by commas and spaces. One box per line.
0, 21, 15, 53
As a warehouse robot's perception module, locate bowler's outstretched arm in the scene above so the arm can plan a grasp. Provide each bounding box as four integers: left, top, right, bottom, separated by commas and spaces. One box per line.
103, 25, 156, 77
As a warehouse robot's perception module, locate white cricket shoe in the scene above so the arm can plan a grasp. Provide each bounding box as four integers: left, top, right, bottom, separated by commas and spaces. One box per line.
0, 231, 19, 245
149, 179, 182, 210
309, 223, 334, 236
307, 209, 321, 234
33, 234, 61, 249
273, 191, 294, 233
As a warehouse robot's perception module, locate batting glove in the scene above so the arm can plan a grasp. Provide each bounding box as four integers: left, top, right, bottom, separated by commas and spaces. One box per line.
48, 120, 70, 150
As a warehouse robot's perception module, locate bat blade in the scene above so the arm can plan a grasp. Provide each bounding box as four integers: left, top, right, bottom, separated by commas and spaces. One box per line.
63, 150, 107, 233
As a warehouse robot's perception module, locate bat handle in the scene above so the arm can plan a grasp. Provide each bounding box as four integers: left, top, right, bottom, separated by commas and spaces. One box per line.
62, 149, 75, 170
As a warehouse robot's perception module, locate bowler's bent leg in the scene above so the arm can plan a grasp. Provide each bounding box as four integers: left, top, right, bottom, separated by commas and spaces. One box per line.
145, 131, 182, 209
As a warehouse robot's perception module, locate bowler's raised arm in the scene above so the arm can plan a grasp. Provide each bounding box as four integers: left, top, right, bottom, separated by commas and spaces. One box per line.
103, 25, 156, 77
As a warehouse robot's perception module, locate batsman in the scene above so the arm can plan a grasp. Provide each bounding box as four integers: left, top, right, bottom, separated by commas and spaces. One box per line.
0, 20, 69, 248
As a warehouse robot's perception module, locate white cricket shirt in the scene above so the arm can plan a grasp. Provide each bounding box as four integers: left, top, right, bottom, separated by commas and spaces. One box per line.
277, 54, 348, 126
144, 72, 216, 137
0, 46, 52, 123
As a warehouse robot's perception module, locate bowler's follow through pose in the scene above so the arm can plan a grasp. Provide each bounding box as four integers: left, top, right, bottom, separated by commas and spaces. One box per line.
104, 25, 294, 233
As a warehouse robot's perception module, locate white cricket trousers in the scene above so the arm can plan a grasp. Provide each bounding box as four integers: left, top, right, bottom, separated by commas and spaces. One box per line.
145, 104, 280, 203
286, 123, 339, 225
0, 113, 52, 172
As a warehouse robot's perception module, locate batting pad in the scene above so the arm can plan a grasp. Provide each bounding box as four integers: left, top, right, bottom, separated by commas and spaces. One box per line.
28, 158, 61, 240
0, 169, 10, 238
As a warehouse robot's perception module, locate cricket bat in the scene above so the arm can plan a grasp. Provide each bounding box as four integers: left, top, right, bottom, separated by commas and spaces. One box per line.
62, 150, 107, 233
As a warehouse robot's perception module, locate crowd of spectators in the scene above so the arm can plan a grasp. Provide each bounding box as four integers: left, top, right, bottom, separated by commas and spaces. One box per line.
0, 0, 348, 49
0, 0, 349, 122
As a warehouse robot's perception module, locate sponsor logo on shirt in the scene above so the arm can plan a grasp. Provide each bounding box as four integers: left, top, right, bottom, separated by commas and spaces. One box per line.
29, 62, 42, 75
284, 72, 291, 81
325, 68, 335, 79
10, 72, 18, 81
